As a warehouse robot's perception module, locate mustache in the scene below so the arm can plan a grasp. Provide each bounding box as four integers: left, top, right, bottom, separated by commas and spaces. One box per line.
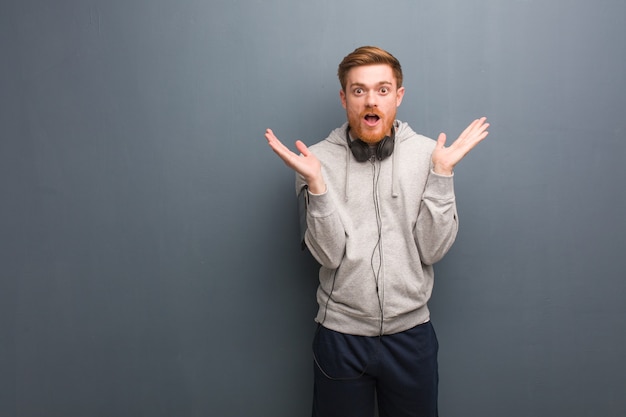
359, 107, 384, 118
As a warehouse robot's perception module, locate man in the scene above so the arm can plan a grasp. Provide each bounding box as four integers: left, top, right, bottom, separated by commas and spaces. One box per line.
265, 46, 489, 417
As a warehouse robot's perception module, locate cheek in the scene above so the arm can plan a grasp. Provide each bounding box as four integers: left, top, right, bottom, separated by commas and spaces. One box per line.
385, 100, 400, 113
346, 104, 361, 117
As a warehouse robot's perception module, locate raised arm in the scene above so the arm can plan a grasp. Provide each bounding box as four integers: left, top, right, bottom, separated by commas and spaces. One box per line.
415, 117, 490, 264
265, 129, 346, 267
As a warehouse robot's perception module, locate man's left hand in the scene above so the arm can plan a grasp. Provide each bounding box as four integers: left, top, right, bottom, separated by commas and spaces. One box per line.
431, 117, 490, 176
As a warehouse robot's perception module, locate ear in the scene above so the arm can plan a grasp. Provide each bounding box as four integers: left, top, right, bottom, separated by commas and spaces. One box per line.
395, 86, 405, 107
339, 89, 347, 109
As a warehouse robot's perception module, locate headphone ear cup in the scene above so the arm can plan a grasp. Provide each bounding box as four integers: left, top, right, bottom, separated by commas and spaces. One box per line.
376, 135, 394, 161
349, 139, 372, 162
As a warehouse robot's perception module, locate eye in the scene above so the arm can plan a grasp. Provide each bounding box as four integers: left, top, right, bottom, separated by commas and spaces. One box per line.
379, 87, 389, 94
354, 88, 364, 95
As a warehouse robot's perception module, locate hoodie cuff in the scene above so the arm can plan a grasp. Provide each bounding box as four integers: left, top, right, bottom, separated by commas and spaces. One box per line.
424, 170, 455, 200
306, 189, 335, 218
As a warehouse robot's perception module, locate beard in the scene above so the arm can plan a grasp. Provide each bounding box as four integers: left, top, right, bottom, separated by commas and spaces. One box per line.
348, 107, 396, 144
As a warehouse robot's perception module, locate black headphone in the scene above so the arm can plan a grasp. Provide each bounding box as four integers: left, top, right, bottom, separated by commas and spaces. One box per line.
346, 125, 395, 162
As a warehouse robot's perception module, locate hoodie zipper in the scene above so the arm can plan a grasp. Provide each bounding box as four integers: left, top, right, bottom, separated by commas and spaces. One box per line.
370, 155, 385, 335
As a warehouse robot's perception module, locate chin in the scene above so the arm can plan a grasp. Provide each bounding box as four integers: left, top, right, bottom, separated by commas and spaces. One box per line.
359, 131, 386, 144
356, 122, 392, 144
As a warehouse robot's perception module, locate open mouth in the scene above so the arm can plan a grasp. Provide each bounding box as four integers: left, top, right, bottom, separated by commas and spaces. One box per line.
363, 113, 381, 126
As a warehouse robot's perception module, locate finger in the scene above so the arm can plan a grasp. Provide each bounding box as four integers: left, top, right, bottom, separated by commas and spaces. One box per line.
295, 140, 310, 156
470, 120, 489, 142
264, 129, 276, 146
265, 129, 291, 153
436, 132, 447, 149
472, 117, 488, 132
459, 118, 484, 139
265, 130, 297, 162
265, 128, 281, 144
472, 118, 489, 135
461, 121, 490, 151
459, 119, 489, 146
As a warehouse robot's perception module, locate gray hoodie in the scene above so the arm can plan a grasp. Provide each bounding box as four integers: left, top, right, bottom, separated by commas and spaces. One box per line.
296, 120, 458, 336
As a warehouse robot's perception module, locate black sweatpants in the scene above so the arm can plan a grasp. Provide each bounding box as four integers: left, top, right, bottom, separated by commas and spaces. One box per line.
312, 321, 439, 417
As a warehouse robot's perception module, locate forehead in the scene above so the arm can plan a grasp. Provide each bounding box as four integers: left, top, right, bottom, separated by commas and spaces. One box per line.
345, 64, 396, 87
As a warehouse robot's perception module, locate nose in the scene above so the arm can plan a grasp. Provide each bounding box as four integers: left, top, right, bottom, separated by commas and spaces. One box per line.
365, 91, 377, 108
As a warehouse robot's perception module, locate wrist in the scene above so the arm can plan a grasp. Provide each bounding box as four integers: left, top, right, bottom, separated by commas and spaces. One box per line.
432, 164, 454, 176
306, 177, 327, 194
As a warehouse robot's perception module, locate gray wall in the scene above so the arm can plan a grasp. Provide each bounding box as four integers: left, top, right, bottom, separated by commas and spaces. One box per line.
2, 1, 625, 416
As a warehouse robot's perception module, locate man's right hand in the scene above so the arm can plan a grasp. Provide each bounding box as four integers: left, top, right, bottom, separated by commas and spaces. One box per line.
264, 129, 326, 194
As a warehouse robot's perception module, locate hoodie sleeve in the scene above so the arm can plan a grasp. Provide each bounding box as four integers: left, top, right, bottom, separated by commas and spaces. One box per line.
296, 174, 346, 269
414, 170, 459, 265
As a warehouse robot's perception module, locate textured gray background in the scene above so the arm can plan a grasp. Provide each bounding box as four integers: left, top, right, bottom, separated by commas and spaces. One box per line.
1, 1, 625, 416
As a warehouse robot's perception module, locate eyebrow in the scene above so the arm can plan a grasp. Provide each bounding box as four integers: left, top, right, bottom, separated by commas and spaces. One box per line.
349, 81, 393, 88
